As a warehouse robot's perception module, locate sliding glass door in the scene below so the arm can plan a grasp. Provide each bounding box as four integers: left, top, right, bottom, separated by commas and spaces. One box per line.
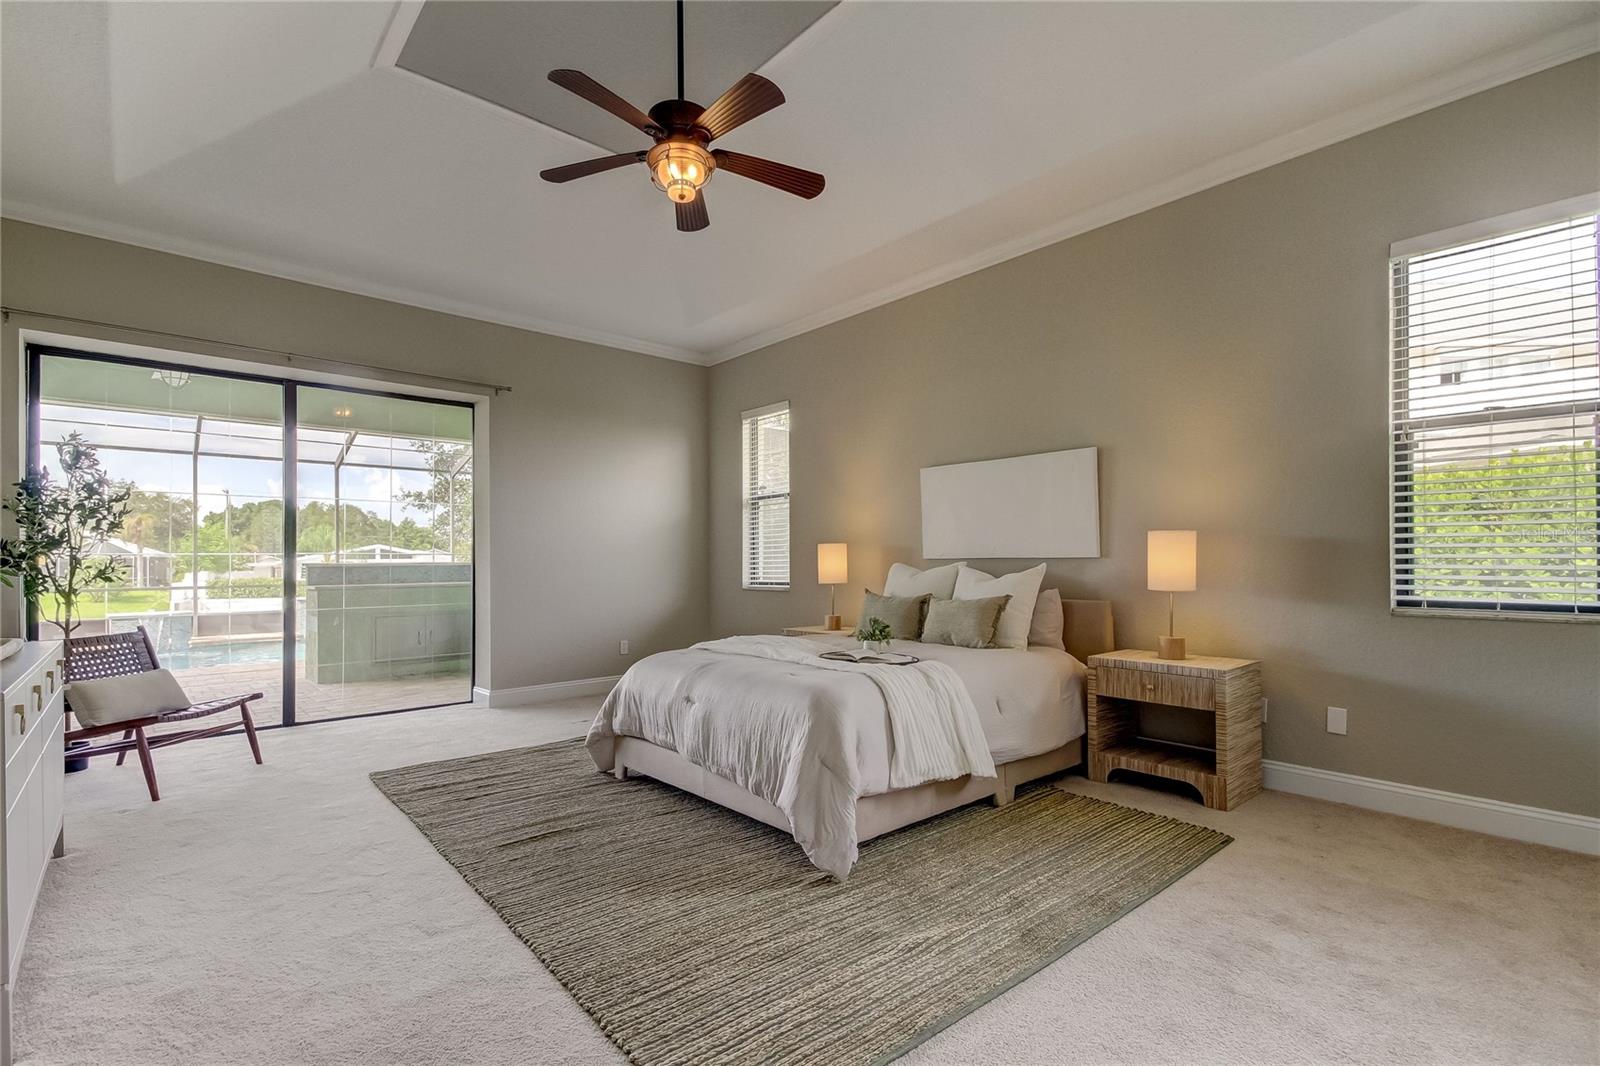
35, 353, 290, 720
28, 347, 474, 724
294, 387, 473, 720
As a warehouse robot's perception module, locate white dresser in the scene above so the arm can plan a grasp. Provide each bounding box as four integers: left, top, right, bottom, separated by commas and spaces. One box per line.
0, 642, 66, 1064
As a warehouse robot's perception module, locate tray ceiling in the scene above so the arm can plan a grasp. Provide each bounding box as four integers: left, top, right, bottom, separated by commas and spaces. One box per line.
2, 2, 1596, 364
397, 1, 837, 155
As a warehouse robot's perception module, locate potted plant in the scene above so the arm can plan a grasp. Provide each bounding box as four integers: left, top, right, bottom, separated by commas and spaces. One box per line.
0, 432, 134, 663
855, 617, 893, 656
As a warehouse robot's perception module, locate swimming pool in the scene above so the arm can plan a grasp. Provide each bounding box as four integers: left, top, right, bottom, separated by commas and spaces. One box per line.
162, 639, 305, 669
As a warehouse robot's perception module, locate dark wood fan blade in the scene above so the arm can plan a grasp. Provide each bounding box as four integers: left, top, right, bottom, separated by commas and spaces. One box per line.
548, 70, 662, 136
540, 153, 644, 183
695, 73, 784, 141
676, 193, 709, 232
712, 150, 824, 199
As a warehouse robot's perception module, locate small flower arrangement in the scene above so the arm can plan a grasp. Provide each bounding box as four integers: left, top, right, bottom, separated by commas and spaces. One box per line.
856, 617, 892, 654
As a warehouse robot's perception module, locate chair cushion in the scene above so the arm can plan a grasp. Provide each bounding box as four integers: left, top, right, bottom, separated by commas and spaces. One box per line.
67, 669, 192, 729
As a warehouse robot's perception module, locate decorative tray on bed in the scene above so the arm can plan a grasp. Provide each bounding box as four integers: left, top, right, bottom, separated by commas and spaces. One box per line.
818, 650, 921, 666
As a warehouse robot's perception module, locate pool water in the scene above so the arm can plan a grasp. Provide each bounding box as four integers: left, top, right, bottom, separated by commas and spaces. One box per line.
162, 640, 306, 669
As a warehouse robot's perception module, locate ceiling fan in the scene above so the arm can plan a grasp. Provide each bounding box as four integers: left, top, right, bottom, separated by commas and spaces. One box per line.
539, 0, 825, 232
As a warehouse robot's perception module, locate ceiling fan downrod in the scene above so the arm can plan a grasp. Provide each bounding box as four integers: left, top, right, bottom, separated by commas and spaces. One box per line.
538, 0, 826, 232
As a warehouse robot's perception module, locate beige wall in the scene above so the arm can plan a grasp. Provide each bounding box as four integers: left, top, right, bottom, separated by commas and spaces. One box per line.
709, 57, 1600, 816
2, 58, 1594, 812
1, 220, 710, 692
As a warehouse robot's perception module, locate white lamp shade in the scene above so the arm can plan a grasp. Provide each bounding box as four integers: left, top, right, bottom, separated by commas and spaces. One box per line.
1147, 530, 1197, 592
817, 543, 848, 586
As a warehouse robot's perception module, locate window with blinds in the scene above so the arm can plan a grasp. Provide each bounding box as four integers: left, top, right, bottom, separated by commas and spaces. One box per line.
741, 401, 790, 589
1390, 197, 1599, 618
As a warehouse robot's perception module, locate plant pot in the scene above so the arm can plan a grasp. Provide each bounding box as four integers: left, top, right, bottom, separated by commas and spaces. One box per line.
65, 740, 91, 773
861, 640, 891, 656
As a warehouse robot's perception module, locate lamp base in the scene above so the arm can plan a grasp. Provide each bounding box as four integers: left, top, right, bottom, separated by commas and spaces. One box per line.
824, 614, 842, 631
1156, 635, 1187, 660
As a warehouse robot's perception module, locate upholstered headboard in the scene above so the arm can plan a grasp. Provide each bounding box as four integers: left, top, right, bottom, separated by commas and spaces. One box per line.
1061, 598, 1114, 663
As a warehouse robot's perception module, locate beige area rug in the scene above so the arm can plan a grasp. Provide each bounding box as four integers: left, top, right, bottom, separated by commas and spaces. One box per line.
371, 739, 1230, 1066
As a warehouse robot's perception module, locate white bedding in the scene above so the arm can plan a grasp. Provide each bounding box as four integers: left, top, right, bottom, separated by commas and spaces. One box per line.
586, 634, 1086, 879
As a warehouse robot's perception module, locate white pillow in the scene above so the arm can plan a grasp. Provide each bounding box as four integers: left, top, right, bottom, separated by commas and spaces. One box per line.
67, 669, 191, 729
954, 563, 1047, 651
1028, 588, 1066, 651
883, 561, 966, 601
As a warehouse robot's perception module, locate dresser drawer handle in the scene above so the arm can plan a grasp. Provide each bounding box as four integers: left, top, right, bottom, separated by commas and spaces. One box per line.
13, 704, 25, 734
32, 683, 43, 714
46, 668, 56, 693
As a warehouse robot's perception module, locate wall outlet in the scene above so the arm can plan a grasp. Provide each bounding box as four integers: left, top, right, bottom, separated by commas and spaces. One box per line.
619, 640, 630, 655
1326, 706, 1348, 735
1260, 698, 1269, 723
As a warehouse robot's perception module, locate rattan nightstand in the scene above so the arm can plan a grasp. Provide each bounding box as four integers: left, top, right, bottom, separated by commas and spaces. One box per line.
1086, 650, 1263, 810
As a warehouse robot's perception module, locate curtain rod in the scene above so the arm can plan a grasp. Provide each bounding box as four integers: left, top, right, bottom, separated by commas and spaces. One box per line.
1, 306, 512, 395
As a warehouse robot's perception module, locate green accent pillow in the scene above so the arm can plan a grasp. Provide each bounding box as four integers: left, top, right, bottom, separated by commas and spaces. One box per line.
857, 591, 931, 640
921, 595, 1011, 649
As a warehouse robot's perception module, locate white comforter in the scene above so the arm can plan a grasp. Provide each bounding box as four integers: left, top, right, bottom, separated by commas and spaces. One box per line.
587, 635, 1086, 879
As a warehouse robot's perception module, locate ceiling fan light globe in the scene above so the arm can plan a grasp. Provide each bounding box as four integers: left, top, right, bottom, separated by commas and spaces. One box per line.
648, 140, 714, 203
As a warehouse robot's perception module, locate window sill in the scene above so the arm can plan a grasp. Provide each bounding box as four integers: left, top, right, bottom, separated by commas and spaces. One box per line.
1391, 607, 1599, 625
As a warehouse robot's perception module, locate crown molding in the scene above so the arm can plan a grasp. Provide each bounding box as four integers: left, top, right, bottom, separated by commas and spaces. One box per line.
372, 0, 424, 69
0, 200, 711, 365
706, 20, 1600, 364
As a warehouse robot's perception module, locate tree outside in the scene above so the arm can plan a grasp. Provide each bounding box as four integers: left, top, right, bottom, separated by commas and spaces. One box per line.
1408, 443, 1599, 603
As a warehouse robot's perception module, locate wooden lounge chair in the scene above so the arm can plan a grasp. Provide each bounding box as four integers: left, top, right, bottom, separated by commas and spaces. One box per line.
62, 627, 264, 801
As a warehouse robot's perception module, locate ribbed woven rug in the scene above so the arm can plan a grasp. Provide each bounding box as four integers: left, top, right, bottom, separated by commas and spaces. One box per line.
371, 738, 1230, 1066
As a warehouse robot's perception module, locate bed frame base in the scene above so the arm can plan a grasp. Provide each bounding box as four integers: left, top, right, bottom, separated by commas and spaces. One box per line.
611, 735, 1085, 844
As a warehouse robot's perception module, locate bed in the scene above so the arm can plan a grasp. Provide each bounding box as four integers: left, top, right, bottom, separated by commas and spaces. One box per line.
586, 597, 1114, 878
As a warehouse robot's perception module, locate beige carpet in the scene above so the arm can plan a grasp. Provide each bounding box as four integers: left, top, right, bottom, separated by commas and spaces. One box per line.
372, 740, 1230, 1066
12, 698, 1599, 1065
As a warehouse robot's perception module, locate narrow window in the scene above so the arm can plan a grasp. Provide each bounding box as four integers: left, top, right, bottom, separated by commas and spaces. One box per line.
741, 402, 790, 589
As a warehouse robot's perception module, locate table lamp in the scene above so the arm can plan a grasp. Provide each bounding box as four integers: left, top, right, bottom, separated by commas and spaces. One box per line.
1147, 530, 1196, 660
817, 543, 848, 630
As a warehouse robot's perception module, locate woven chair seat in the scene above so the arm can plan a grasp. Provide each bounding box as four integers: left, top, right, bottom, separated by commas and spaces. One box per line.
155, 695, 265, 723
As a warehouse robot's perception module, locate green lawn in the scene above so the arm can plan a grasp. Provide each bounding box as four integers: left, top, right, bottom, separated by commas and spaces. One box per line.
39, 589, 171, 620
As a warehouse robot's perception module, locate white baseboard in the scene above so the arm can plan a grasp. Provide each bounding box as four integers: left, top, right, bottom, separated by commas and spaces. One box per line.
476, 675, 621, 709
1263, 760, 1600, 856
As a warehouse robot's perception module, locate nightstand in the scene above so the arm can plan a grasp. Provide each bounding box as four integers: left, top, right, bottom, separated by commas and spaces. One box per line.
781, 624, 854, 637
1086, 650, 1262, 811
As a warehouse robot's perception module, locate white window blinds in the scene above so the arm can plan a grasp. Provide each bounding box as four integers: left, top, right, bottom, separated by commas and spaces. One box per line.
742, 402, 790, 589
1390, 196, 1599, 618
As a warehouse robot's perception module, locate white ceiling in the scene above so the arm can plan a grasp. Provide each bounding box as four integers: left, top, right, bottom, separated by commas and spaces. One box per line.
3, 2, 1596, 365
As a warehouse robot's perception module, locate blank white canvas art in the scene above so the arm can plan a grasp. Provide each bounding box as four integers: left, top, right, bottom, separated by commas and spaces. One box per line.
920, 447, 1100, 559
